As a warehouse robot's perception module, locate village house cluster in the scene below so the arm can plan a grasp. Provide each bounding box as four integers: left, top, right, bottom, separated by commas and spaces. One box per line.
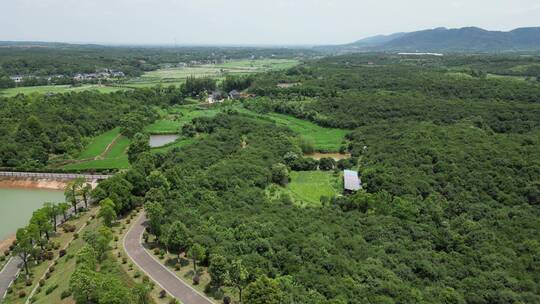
9, 69, 125, 84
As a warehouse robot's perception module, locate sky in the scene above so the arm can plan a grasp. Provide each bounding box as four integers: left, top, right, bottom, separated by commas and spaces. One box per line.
1, 0, 539, 45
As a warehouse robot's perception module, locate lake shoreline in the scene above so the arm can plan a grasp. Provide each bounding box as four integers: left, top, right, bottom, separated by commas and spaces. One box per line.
0, 177, 67, 190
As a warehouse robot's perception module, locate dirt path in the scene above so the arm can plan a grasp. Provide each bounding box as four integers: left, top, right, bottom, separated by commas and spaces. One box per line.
95, 133, 122, 160
124, 213, 213, 304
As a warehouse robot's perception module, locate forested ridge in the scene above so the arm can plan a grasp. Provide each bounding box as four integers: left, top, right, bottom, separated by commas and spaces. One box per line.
4, 52, 540, 303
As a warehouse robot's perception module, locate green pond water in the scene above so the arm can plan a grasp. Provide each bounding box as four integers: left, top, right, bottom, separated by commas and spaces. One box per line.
0, 187, 64, 240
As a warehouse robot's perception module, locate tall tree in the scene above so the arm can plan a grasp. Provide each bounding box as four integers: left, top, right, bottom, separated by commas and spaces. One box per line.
13, 228, 35, 278
245, 276, 283, 304
187, 243, 206, 272
65, 178, 83, 213
98, 199, 117, 227
78, 182, 92, 209
228, 260, 249, 304
127, 132, 150, 163
209, 254, 229, 288
58, 202, 71, 222
165, 221, 191, 261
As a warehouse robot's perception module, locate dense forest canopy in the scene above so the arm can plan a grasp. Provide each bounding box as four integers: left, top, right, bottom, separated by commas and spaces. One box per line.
0, 44, 312, 78
88, 53, 540, 303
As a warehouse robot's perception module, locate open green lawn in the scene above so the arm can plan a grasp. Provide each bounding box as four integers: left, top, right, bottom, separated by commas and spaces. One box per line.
281, 171, 341, 206
265, 113, 348, 152
0, 84, 127, 97
77, 128, 121, 159
145, 106, 222, 134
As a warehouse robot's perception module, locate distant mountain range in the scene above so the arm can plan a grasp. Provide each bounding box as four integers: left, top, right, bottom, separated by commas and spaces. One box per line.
320, 27, 540, 53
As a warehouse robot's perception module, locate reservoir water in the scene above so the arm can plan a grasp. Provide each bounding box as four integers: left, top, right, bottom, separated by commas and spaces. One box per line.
0, 187, 64, 240
149, 134, 179, 148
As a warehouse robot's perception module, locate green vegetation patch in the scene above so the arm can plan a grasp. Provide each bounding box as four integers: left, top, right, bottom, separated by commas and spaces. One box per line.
284, 171, 340, 205
0, 85, 126, 97
77, 128, 121, 159
266, 113, 348, 152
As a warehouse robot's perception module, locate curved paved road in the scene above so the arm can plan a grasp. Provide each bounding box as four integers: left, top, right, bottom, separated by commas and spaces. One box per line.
124, 213, 213, 304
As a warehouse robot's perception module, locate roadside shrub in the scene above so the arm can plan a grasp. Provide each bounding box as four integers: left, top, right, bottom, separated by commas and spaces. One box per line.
223, 296, 231, 304
122, 257, 127, 264
0, 255, 5, 262
159, 289, 167, 298
39, 279, 45, 286
25, 279, 33, 286
142, 275, 150, 284
46, 251, 54, 260
114, 236, 119, 241
60, 290, 72, 299
73, 233, 79, 239
126, 219, 131, 224
62, 224, 76, 233
45, 272, 51, 279
59, 249, 66, 257
192, 274, 200, 285
4, 250, 10, 256
18, 290, 26, 298
45, 284, 58, 295
174, 264, 181, 271
153, 248, 160, 255
117, 252, 121, 258
134, 271, 141, 278
49, 265, 55, 272
7, 286, 13, 294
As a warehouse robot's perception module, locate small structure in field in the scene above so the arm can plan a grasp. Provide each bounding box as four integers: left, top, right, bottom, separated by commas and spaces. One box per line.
228, 90, 241, 100
207, 90, 225, 104
343, 170, 361, 193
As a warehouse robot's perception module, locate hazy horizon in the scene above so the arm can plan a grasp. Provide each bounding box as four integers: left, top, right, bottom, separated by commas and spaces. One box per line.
2, 0, 539, 45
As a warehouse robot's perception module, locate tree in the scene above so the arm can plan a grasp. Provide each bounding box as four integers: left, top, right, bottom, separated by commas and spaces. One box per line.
228, 260, 249, 303
319, 157, 336, 170
78, 182, 92, 209
58, 202, 71, 222
165, 221, 191, 261
31, 208, 53, 240
145, 201, 165, 238
209, 254, 228, 288
127, 133, 150, 163
70, 267, 100, 303
133, 283, 152, 304
83, 227, 113, 260
245, 276, 283, 304
147, 170, 170, 191
13, 228, 35, 278
43, 202, 60, 232
76, 245, 98, 270
65, 178, 83, 213
98, 198, 117, 227
98, 275, 132, 304
271, 163, 290, 186
187, 243, 206, 272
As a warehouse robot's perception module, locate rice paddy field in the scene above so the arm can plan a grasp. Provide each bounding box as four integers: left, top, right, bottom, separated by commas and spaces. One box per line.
121, 58, 299, 88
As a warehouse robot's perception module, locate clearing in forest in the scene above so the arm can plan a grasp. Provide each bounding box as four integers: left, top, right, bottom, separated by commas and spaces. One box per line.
281, 171, 341, 206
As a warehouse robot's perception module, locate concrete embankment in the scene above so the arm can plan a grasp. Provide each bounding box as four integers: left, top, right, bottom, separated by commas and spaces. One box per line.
0, 177, 67, 190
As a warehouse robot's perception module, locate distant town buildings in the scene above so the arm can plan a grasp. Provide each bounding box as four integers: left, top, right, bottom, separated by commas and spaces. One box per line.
11, 69, 125, 84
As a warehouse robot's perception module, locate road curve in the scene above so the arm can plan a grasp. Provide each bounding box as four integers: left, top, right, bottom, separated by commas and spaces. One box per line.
124, 213, 213, 304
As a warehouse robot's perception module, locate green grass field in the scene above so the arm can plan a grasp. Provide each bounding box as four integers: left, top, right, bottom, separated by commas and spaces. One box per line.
0, 84, 127, 97
265, 113, 348, 152
145, 106, 222, 134
77, 128, 121, 159
283, 171, 341, 205
123, 58, 299, 88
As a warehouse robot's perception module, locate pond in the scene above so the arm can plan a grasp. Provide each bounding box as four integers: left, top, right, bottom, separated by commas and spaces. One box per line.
0, 187, 64, 241
149, 134, 179, 148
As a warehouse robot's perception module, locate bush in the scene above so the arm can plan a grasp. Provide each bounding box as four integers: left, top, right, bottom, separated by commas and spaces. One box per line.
26, 279, 33, 286
126, 219, 131, 224
142, 275, 150, 284
159, 289, 167, 298
49, 265, 55, 272
45, 272, 51, 279
45, 284, 58, 295
60, 290, 71, 299
192, 274, 200, 285
114, 236, 119, 241
153, 248, 160, 255
169, 298, 179, 304
7, 287, 13, 294
59, 249, 66, 257
4, 249, 10, 256
122, 257, 127, 264
134, 271, 141, 278
223, 296, 231, 304
73, 233, 79, 239
0, 255, 5, 262
18, 290, 26, 298
45, 251, 54, 260
62, 224, 76, 233
39, 279, 45, 286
